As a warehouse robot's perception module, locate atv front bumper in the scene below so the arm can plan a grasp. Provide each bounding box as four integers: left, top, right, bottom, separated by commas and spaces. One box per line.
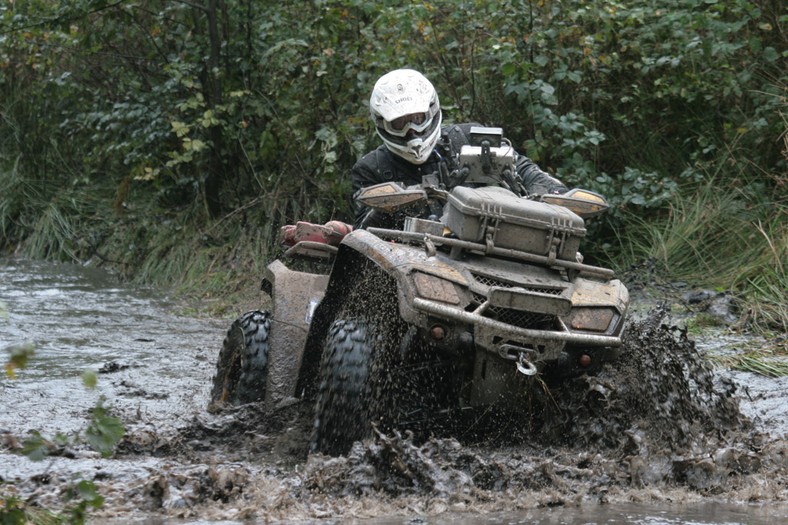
412, 297, 622, 363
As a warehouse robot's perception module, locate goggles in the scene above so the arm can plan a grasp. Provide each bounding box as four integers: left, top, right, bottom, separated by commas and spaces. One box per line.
381, 111, 434, 137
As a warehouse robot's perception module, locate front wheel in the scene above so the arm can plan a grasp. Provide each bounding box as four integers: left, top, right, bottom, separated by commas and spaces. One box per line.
209, 310, 271, 407
310, 311, 428, 456
309, 317, 453, 456
309, 319, 381, 456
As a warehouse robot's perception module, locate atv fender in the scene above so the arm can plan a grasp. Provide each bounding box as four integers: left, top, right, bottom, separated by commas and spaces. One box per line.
263, 259, 329, 409
330, 229, 450, 327
294, 229, 431, 399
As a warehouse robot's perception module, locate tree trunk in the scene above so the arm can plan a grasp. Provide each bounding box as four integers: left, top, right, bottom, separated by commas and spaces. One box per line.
203, 0, 225, 218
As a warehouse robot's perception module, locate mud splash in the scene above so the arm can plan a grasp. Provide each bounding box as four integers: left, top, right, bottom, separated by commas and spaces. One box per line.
85, 307, 785, 522
294, 307, 779, 503
2, 260, 787, 523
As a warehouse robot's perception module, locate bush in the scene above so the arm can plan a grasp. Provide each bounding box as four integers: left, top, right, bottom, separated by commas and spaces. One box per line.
1, 0, 785, 329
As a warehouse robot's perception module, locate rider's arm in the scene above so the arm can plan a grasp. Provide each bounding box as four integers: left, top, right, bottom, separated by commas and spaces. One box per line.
515, 155, 568, 195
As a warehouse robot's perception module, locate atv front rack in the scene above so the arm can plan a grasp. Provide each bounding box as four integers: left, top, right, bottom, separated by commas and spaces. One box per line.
367, 227, 614, 279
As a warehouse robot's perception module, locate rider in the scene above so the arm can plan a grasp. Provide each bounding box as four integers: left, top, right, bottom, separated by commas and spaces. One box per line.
351, 68, 568, 228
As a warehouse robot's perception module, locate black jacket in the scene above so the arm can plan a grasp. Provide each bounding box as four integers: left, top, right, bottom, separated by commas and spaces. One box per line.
350, 123, 567, 228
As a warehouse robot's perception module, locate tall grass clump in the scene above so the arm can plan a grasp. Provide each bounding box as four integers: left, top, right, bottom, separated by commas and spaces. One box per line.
617, 179, 752, 284
0, 158, 35, 246
733, 212, 787, 334
12, 181, 110, 263
614, 175, 786, 334
125, 197, 278, 310
22, 202, 80, 262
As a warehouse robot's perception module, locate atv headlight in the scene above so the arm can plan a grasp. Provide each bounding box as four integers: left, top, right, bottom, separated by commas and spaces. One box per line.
565, 307, 618, 333
413, 272, 461, 305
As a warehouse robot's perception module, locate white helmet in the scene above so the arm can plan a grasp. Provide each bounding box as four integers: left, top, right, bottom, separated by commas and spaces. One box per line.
369, 69, 442, 164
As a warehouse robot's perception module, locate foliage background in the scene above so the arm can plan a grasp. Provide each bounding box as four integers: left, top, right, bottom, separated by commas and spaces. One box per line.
0, 0, 785, 329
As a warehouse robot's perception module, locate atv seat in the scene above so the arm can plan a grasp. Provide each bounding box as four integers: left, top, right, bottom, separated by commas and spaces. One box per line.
284, 241, 338, 261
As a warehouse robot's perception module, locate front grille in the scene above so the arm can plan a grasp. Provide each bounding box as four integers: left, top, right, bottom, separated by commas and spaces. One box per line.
470, 292, 556, 330
471, 272, 564, 296
488, 307, 555, 330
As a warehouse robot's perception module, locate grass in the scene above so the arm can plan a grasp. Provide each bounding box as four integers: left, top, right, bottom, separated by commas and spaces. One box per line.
727, 354, 788, 378
23, 202, 80, 262
124, 198, 278, 315
0, 157, 36, 245
732, 214, 788, 334
684, 313, 727, 335
613, 178, 787, 336
617, 180, 749, 283
710, 347, 788, 378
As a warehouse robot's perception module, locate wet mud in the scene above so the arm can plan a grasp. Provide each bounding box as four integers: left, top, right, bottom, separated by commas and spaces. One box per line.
121, 310, 786, 522
87, 317, 788, 521
2, 260, 787, 523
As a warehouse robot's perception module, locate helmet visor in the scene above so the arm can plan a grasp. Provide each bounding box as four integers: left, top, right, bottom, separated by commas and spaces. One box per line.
389, 112, 427, 131
380, 107, 438, 138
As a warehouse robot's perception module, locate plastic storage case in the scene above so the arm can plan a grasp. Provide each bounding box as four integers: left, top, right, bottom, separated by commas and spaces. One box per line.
445, 186, 585, 261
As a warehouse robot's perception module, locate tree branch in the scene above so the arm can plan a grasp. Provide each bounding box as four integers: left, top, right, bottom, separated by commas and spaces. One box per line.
0, 0, 128, 35
173, 0, 209, 14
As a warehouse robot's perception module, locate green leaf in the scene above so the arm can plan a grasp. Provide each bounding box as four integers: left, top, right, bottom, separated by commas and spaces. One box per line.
74, 480, 105, 509
5, 343, 35, 379
200, 109, 220, 128
82, 370, 98, 389
171, 121, 190, 137
533, 54, 549, 67
21, 431, 51, 462
567, 70, 582, 83
539, 82, 555, 96
762, 47, 778, 62
501, 62, 517, 76
182, 137, 207, 152
85, 401, 125, 458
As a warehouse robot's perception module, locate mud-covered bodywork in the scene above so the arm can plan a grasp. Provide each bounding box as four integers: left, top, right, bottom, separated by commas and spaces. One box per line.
260, 260, 329, 408
339, 229, 627, 357
294, 187, 628, 409
212, 127, 630, 454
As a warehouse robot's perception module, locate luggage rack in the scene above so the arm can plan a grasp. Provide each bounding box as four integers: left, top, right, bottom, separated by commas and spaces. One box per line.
366, 227, 614, 280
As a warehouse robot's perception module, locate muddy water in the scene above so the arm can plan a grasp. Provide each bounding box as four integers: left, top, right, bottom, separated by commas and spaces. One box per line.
2, 258, 787, 524
0, 259, 225, 478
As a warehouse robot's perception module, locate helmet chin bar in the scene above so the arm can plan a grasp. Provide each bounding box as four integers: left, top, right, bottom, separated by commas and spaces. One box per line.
408, 139, 425, 160
385, 136, 432, 164
377, 111, 441, 165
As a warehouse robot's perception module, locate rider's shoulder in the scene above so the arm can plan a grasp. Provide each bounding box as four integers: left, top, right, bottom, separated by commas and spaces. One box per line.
354, 144, 389, 170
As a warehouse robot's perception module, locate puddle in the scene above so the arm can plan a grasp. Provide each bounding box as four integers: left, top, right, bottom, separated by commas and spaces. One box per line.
2, 258, 787, 524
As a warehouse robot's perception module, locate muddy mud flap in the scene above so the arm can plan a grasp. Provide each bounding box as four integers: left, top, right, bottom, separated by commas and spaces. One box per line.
264, 260, 329, 410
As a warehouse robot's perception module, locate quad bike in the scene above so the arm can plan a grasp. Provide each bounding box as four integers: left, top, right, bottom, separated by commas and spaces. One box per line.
210, 127, 629, 456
